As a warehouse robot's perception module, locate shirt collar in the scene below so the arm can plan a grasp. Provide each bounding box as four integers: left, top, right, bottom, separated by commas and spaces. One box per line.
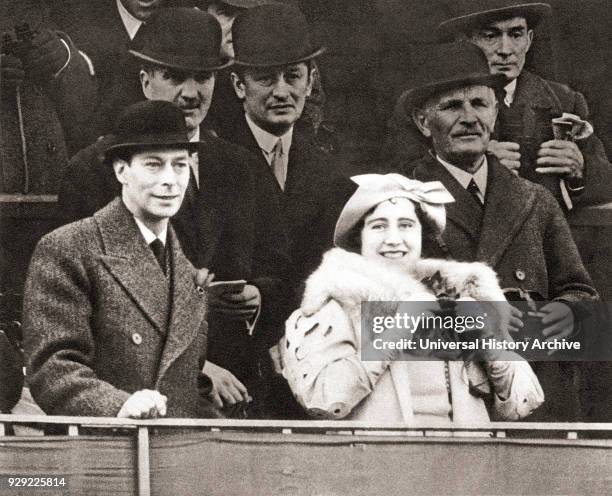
116, 0, 143, 40
190, 127, 200, 143
503, 78, 518, 106
133, 216, 168, 246
245, 113, 293, 156
437, 154, 488, 196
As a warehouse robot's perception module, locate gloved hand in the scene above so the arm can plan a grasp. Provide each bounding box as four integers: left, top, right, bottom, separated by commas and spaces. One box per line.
0, 53, 25, 90
21, 29, 69, 81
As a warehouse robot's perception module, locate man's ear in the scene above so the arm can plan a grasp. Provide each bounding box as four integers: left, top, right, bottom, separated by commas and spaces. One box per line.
305, 66, 316, 98
412, 107, 432, 138
140, 69, 152, 98
231, 72, 246, 100
526, 29, 534, 53
113, 159, 129, 185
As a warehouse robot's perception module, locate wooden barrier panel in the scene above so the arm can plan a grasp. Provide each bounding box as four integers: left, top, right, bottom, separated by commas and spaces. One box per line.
0, 416, 611, 495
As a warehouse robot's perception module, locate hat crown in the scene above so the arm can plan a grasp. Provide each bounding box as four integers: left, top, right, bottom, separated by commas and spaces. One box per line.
130, 8, 226, 71
232, 4, 324, 66
113, 100, 188, 140
416, 42, 489, 89
448, 0, 549, 20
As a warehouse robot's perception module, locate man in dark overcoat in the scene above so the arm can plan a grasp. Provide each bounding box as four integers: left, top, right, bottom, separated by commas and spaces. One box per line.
381, 0, 612, 211
24, 101, 212, 418
225, 3, 355, 291
57, 8, 292, 418
403, 42, 598, 421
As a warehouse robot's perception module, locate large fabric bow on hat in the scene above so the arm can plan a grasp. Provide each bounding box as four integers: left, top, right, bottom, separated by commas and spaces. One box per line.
334, 173, 455, 250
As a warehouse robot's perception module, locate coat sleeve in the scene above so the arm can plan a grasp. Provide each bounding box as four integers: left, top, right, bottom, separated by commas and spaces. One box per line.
540, 191, 599, 302
23, 230, 131, 417
281, 300, 390, 419
567, 89, 612, 206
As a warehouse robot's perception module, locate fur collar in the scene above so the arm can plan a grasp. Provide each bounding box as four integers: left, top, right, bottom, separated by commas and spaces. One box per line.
301, 249, 508, 327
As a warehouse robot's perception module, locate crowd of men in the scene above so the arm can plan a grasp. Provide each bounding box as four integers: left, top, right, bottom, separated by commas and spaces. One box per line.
1, 0, 611, 423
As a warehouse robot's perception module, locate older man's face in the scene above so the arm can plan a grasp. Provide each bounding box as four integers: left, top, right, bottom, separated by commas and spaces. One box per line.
414, 85, 498, 170
120, 0, 165, 21
469, 16, 533, 81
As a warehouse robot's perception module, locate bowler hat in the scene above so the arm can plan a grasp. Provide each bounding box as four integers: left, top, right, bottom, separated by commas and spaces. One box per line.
401, 42, 506, 114
104, 101, 199, 163
129, 8, 231, 72
232, 4, 325, 67
437, 0, 552, 42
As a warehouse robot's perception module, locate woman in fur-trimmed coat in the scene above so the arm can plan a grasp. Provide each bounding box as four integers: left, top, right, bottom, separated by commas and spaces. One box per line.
280, 174, 543, 424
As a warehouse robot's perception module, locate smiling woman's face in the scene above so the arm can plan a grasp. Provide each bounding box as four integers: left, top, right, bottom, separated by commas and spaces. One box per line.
360, 198, 422, 266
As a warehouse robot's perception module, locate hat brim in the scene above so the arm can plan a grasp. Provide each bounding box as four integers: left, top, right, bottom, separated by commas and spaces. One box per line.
129, 49, 233, 72
402, 72, 507, 114
104, 135, 200, 163
233, 46, 326, 67
437, 3, 552, 42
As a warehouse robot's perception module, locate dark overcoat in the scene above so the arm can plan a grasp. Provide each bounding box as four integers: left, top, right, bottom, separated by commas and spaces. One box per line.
409, 153, 599, 421
220, 116, 356, 292
23, 198, 208, 417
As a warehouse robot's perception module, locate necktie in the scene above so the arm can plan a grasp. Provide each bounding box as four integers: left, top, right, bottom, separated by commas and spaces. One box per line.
150, 238, 166, 275
467, 179, 483, 208
270, 138, 286, 190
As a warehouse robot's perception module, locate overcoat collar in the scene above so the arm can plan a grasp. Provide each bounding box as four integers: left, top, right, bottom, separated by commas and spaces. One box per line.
412, 153, 536, 267
94, 199, 205, 360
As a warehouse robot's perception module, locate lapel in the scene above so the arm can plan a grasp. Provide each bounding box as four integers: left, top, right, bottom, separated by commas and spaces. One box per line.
156, 226, 206, 384
412, 154, 483, 242
476, 157, 537, 266
95, 198, 170, 333
508, 71, 562, 136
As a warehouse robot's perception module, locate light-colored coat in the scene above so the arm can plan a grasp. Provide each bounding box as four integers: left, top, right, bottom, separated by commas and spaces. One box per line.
281, 248, 543, 424
23, 199, 208, 417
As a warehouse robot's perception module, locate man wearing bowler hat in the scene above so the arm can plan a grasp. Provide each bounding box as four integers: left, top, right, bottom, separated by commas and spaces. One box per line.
403, 42, 597, 422
58, 8, 293, 418
24, 101, 213, 418
383, 0, 612, 210
226, 3, 354, 292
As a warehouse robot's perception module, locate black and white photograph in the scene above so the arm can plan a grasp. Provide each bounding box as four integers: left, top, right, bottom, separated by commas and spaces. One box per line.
1, 0, 611, 494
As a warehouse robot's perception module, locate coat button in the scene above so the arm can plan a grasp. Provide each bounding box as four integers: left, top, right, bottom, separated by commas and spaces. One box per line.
131, 332, 143, 345
515, 269, 526, 281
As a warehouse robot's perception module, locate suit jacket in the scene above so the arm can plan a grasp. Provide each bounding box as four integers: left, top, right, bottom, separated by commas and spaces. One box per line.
58, 131, 292, 391
220, 116, 356, 293
409, 153, 598, 421
381, 71, 612, 209
23, 198, 208, 417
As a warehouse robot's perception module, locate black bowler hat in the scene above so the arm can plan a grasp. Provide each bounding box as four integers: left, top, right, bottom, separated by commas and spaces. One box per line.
437, 0, 552, 42
129, 8, 232, 72
232, 4, 325, 67
401, 42, 506, 114
104, 101, 199, 163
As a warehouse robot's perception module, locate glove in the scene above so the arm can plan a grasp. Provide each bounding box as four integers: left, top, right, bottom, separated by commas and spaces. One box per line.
0, 53, 25, 90
21, 29, 69, 81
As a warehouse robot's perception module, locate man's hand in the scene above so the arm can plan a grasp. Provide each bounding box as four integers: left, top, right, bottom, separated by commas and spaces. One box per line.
488, 140, 521, 175
117, 389, 167, 419
540, 302, 575, 345
508, 304, 524, 334
208, 284, 261, 321
21, 30, 70, 81
269, 342, 284, 375
536, 140, 584, 180
203, 361, 250, 409
0, 54, 25, 90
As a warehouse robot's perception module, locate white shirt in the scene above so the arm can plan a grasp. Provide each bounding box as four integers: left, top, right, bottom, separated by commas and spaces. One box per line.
437, 155, 488, 203
116, 0, 143, 40
502, 79, 518, 107
190, 127, 200, 189
134, 216, 168, 246
245, 113, 293, 174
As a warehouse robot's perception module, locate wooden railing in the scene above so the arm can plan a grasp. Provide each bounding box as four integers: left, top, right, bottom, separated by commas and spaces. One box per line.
1, 415, 611, 496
